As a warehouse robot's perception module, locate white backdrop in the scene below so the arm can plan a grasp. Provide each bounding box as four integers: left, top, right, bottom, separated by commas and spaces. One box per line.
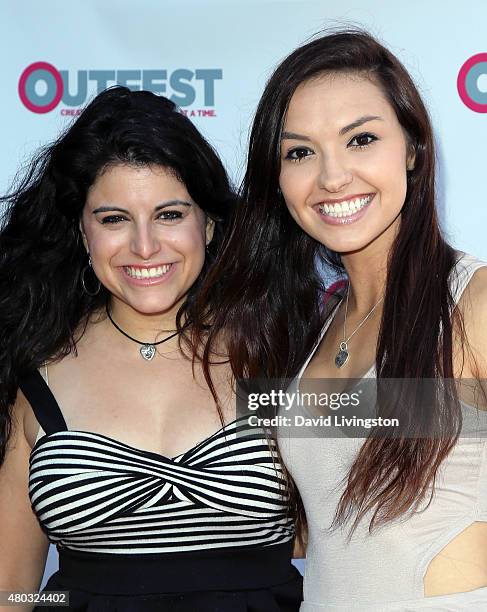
1, 0, 486, 585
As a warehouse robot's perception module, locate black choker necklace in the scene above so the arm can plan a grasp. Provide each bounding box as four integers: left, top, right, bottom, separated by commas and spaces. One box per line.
106, 305, 180, 361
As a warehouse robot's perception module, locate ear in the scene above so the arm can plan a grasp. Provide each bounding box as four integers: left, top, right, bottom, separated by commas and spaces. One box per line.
79, 219, 89, 253
205, 217, 215, 246
406, 146, 416, 171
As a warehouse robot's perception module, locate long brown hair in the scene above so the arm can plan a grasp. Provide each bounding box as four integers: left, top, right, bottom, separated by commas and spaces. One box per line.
189, 29, 464, 532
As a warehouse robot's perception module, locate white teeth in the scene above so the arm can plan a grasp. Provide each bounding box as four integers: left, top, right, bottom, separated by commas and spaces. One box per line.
124, 264, 172, 279
318, 194, 373, 218
148, 266, 162, 278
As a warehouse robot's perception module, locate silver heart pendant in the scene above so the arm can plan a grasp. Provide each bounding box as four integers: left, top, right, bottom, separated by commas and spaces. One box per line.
140, 344, 156, 361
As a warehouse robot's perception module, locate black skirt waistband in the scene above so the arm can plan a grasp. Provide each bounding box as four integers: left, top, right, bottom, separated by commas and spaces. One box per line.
56, 541, 298, 595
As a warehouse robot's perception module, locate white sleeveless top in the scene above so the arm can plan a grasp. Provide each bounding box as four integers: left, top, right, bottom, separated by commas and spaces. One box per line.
280, 253, 487, 611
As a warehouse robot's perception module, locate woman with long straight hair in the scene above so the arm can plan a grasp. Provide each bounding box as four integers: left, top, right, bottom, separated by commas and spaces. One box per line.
191, 30, 487, 610
0, 86, 302, 611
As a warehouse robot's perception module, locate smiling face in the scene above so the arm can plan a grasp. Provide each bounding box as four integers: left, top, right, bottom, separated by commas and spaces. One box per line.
81, 163, 213, 318
279, 72, 414, 256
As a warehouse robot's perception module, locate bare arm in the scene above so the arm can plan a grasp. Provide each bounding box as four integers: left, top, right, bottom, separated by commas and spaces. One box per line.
458, 267, 487, 384
0, 392, 49, 611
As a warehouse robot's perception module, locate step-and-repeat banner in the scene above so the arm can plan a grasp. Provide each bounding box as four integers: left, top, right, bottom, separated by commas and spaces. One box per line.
1, 0, 486, 582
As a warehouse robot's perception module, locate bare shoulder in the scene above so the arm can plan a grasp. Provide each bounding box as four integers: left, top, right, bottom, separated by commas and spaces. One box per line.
4, 388, 42, 465
17, 387, 43, 450
7, 389, 31, 449
457, 265, 487, 378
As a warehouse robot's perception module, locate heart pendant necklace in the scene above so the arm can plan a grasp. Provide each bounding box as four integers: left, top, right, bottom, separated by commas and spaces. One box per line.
335, 283, 384, 369
106, 305, 180, 361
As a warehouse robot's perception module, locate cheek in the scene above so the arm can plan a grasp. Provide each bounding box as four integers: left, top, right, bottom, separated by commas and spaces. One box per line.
280, 156, 317, 191
379, 163, 408, 213
371, 143, 408, 196
171, 225, 206, 265
279, 168, 313, 227
88, 229, 124, 261
279, 165, 304, 199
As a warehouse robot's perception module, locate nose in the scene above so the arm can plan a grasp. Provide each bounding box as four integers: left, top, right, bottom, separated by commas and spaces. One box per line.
130, 223, 161, 260
317, 153, 353, 193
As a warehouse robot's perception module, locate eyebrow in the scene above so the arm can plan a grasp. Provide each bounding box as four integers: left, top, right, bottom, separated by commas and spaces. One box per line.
281, 131, 311, 142
92, 200, 192, 214
281, 115, 383, 142
338, 115, 383, 135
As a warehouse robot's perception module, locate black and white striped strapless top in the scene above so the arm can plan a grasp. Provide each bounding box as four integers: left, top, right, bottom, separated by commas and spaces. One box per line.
20, 370, 294, 555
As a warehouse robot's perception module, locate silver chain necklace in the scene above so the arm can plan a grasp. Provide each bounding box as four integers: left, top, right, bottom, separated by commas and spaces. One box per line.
334, 283, 384, 368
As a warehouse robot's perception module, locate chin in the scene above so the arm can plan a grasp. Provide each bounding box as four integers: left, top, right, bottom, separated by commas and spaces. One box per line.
129, 299, 180, 316
322, 239, 370, 256
323, 226, 389, 256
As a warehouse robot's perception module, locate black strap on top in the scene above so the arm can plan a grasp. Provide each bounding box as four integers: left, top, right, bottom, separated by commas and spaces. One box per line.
18, 369, 68, 435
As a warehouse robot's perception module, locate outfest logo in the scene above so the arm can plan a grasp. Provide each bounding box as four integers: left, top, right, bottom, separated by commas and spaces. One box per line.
18, 61, 222, 117
457, 53, 487, 113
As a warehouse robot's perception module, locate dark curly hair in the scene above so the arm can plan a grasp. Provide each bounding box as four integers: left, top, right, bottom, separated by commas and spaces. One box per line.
0, 86, 235, 464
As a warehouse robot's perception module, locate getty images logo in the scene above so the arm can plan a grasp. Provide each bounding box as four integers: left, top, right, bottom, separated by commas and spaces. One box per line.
18, 61, 222, 116
457, 53, 487, 113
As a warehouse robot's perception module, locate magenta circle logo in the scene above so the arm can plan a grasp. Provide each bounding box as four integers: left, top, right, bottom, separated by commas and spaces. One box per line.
457, 53, 487, 113
18, 62, 64, 114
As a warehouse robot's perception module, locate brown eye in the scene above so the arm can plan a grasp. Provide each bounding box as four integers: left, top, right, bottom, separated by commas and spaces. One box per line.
100, 215, 127, 224
157, 210, 184, 220
349, 133, 378, 149
285, 147, 313, 162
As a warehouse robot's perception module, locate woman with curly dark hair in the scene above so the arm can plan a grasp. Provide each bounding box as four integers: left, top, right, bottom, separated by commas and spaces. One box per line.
191, 30, 487, 610
0, 87, 302, 611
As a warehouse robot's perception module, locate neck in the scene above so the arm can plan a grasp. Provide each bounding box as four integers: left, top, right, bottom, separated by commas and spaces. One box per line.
107, 296, 184, 344
341, 251, 386, 313
339, 215, 399, 312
